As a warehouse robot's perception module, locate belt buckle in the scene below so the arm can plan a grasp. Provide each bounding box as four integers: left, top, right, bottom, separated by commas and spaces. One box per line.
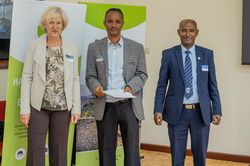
185, 104, 193, 109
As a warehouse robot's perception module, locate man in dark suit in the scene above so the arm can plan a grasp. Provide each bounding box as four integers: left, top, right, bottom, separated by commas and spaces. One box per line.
154, 19, 222, 166
86, 8, 147, 166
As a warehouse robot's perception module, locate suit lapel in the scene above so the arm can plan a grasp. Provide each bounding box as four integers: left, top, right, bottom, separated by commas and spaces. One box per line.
101, 38, 108, 79
123, 38, 128, 80
196, 46, 203, 85
33, 35, 47, 82
175, 45, 185, 83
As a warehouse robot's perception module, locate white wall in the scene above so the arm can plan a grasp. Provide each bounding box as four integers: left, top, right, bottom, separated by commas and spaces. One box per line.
1, 0, 249, 156
141, 0, 250, 156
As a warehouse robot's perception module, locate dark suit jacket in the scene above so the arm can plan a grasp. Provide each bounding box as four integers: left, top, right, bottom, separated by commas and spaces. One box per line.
154, 45, 222, 125
86, 37, 148, 121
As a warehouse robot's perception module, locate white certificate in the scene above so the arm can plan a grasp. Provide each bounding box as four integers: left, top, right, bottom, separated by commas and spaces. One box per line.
104, 89, 136, 98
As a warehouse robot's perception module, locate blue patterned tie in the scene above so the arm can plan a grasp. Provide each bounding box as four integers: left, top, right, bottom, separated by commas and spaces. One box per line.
184, 50, 193, 99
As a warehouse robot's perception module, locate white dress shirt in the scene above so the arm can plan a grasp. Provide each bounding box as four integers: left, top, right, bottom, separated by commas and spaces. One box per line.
106, 37, 126, 102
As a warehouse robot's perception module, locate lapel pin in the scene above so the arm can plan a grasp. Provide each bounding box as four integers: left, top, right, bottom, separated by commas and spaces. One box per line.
197, 57, 201, 60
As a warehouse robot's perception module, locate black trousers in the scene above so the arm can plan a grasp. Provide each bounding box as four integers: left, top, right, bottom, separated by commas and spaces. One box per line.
96, 100, 140, 166
26, 107, 70, 166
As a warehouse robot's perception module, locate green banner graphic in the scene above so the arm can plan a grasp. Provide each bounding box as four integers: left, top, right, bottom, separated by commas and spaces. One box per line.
82, 2, 146, 30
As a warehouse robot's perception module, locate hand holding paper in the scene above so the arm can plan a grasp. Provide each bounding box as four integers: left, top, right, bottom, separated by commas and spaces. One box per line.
103, 89, 136, 98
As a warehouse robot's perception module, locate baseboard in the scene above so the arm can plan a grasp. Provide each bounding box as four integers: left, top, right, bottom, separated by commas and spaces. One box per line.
140, 143, 250, 163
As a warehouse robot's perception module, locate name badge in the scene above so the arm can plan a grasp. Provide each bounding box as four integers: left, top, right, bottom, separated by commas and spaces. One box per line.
201, 65, 208, 71
66, 54, 74, 62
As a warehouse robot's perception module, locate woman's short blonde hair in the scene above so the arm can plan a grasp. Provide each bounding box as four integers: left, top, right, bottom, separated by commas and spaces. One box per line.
40, 6, 69, 32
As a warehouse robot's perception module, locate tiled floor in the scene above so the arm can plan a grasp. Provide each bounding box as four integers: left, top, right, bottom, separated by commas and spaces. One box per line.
140, 150, 249, 166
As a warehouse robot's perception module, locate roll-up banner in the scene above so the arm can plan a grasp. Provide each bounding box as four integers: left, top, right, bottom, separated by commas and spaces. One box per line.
76, 2, 146, 166
2, 1, 86, 166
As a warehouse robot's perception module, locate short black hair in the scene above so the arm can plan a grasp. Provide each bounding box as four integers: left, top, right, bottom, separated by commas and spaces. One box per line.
104, 8, 124, 21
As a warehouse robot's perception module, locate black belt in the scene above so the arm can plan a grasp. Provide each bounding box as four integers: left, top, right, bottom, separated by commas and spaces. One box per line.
183, 103, 200, 110
107, 98, 131, 105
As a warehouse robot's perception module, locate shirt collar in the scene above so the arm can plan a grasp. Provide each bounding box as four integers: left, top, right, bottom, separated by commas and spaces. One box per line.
181, 44, 195, 55
108, 36, 123, 48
